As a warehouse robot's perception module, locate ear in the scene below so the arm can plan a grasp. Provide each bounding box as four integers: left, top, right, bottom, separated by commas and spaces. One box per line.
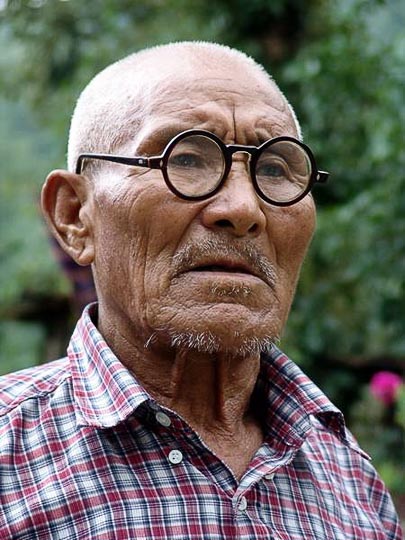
41, 170, 95, 266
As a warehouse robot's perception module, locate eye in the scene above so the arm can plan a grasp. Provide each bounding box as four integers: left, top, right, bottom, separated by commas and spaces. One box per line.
169, 152, 203, 168
256, 160, 288, 179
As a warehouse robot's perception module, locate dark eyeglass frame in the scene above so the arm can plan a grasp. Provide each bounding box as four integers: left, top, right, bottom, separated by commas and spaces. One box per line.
75, 129, 329, 207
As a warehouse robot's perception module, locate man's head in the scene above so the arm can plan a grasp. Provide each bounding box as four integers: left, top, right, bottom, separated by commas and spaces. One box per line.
66, 42, 302, 171
42, 41, 316, 357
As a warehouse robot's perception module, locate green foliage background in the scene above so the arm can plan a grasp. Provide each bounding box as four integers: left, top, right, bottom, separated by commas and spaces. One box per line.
0, 0, 404, 493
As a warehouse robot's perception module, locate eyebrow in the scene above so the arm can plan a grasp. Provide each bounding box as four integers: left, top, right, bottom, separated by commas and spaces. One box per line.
134, 123, 195, 156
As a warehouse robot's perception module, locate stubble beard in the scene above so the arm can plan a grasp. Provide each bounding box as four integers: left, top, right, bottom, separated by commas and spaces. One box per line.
171, 330, 277, 356
145, 328, 277, 357
143, 237, 283, 357
144, 281, 280, 357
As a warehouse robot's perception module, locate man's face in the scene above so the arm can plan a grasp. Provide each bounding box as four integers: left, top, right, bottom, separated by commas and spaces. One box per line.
89, 67, 316, 355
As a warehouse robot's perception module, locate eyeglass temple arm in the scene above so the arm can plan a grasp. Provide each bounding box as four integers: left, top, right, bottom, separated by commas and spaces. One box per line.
75, 154, 164, 174
316, 170, 329, 183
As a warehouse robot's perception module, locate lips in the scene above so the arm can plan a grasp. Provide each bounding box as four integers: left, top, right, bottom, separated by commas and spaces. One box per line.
186, 259, 260, 279
193, 265, 248, 272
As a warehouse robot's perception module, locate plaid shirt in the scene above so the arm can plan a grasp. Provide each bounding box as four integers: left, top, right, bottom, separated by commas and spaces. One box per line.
0, 305, 401, 539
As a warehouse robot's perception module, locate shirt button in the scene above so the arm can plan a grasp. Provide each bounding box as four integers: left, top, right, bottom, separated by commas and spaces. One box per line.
149, 401, 160, 411
156, 411, 171, 427
264, 472, 275, 480
238, 496, 248, 512
168, 449, 183, 465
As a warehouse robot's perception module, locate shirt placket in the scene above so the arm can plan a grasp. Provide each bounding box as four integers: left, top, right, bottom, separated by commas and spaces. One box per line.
145, 401, 309, 540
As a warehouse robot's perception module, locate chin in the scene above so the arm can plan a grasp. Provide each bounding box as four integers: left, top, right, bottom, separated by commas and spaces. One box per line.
146, 292, 287, 357
151, 306, 282, 357
168, 329, 277, 357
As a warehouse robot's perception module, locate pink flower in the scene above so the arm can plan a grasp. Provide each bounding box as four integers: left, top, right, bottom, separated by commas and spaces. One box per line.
370, 371, 403, 406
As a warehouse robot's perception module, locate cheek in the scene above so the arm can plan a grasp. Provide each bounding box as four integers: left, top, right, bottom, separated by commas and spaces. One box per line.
91, 180, 197, 313
90, 184, 149, 308
270, 198, 316, 281
93, 218, 145, 307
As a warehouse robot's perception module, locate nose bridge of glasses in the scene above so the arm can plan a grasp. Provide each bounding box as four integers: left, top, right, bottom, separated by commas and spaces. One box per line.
221, 146, 257, 196
226, 145, 257, 173
229, 148, 260, 193
227, 144, 257, 159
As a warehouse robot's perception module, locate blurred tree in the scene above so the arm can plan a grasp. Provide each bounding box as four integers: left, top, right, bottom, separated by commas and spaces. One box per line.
281, 0, 405, 382
0, 99, 71, 374
0, 0, 404, 382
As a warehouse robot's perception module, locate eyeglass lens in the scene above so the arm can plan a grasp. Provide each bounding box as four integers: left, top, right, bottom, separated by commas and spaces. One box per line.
166, 134, 312, 202
167, 135, 225, 197
256, 140, 312, 203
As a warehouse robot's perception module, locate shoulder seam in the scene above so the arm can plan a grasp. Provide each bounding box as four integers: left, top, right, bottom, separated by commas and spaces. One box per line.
0, 371, 71, 418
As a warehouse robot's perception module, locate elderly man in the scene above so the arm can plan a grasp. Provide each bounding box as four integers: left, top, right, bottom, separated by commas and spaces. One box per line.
0, 42, 401, 539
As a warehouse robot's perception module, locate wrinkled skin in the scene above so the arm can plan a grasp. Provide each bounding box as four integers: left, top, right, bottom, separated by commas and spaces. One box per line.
42, 59, 316, 479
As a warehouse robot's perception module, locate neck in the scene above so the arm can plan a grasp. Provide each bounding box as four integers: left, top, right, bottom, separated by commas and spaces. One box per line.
97, 305, 265, 479
100, 315, 261, 431
153, 349, 261, 431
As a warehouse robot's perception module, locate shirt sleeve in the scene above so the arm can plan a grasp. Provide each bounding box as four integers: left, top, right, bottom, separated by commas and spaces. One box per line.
364, 460, 403, 539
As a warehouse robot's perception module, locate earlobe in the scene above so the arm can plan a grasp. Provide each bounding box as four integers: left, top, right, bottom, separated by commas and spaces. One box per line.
41, 169, 95, 266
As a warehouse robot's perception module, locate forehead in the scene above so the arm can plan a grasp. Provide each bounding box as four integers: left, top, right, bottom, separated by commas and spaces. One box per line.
125, 68, 296, 152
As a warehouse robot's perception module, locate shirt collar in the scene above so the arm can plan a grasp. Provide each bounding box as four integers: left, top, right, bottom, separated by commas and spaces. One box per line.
69, 303, 152, 428
68, 304, 346, 444
257, 347, 347, 447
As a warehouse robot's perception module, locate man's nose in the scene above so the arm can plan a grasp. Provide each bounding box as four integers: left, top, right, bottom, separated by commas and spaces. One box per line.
200, 155, 267, 238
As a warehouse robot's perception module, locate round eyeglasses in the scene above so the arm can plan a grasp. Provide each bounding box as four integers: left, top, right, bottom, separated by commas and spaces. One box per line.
76, 129, 329, 207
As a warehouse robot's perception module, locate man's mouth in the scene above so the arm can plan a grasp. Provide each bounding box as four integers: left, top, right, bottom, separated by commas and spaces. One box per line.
183, 260, 264, 283
190, 264, 252, 274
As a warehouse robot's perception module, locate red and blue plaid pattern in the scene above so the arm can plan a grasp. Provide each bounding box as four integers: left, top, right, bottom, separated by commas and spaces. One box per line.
0, 304, 402, 539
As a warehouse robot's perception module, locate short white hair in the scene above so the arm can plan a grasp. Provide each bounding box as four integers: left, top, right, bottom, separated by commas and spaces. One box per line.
67, 41, 301, 172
